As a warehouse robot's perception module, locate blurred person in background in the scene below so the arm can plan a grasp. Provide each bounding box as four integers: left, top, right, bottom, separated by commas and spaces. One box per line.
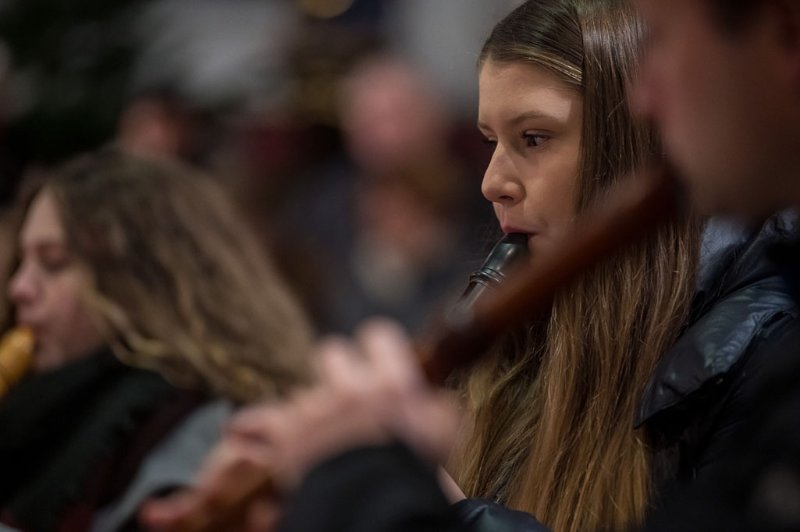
115, 88, 215, 166
0, 0, 499, 341
285, 53, 482, 334
0, 150, 312, 532
115, 89, 187, 161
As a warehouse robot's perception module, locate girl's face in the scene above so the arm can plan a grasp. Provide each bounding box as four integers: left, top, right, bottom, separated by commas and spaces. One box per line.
478, 59, 583, 256
7, 190, 103, 373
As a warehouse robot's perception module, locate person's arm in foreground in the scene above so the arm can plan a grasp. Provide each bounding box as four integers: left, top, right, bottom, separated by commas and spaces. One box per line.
140, 320, 470, 532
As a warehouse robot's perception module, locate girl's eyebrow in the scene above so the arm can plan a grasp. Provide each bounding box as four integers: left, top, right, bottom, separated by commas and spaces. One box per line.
478, 110, 558, 131
18, 239, 67, 252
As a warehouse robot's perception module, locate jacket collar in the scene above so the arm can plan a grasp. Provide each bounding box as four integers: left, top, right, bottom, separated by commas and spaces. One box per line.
636, 211, 800, 427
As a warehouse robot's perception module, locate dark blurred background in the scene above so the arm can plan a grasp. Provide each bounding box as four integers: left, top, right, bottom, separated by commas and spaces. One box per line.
0, 0, 522, 334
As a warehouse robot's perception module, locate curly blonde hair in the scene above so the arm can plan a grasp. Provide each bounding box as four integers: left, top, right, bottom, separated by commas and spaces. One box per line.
2, 150, 312, 402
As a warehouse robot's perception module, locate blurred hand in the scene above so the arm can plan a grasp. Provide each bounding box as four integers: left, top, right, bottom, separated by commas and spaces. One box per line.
139, 427, 281, 532
139, 319, 460, 531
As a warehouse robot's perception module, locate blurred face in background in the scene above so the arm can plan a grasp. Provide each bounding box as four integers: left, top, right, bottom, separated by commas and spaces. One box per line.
632, 0, 800, 219
478, 59, 582, 256
340, 57, 448, 172
8, 189, 103, 372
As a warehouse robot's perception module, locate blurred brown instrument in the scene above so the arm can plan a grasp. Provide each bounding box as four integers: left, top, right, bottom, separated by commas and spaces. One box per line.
166, 165, 684, 532
0, 327, 35, 397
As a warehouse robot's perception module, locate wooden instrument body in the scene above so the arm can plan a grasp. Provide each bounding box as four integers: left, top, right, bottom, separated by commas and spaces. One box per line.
0, 327, 34, 397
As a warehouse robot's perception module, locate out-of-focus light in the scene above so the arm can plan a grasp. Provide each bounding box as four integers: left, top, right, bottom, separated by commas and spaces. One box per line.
296, 0, 355, 19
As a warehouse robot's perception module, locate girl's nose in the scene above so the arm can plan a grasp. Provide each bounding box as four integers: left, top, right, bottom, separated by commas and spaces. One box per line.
8, 262, 39, 308
481, 145, 525, 206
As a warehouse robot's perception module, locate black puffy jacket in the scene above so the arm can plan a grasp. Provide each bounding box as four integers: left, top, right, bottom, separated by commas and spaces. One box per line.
640, 213, 799, 498
645, 217, 800, 532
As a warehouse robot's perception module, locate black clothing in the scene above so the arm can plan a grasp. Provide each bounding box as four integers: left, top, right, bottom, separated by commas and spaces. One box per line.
279, 444, 479, 532
279, 443, 548, 532
639, 214, 799, 498
0, 351, 204, 532
453, 499, 547, 532
645, 229, 800, 531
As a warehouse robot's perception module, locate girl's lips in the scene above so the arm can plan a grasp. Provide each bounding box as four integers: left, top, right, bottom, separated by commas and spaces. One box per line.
499, 228, 539, 257
500, 225, 536, 237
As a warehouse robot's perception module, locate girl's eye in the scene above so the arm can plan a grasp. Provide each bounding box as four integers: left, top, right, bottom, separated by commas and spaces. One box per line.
41, 258, 70, 274
482, 137, 498, 152
523, 133, 550, 147
39, 250, 72, 274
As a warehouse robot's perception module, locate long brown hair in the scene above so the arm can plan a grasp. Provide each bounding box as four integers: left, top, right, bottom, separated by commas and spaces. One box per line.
450, 1, 701, 530
1, 150, 312, 403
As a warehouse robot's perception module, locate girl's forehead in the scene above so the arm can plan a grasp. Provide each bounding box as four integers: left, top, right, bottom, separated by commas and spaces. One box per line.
20, 190, 66, 247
